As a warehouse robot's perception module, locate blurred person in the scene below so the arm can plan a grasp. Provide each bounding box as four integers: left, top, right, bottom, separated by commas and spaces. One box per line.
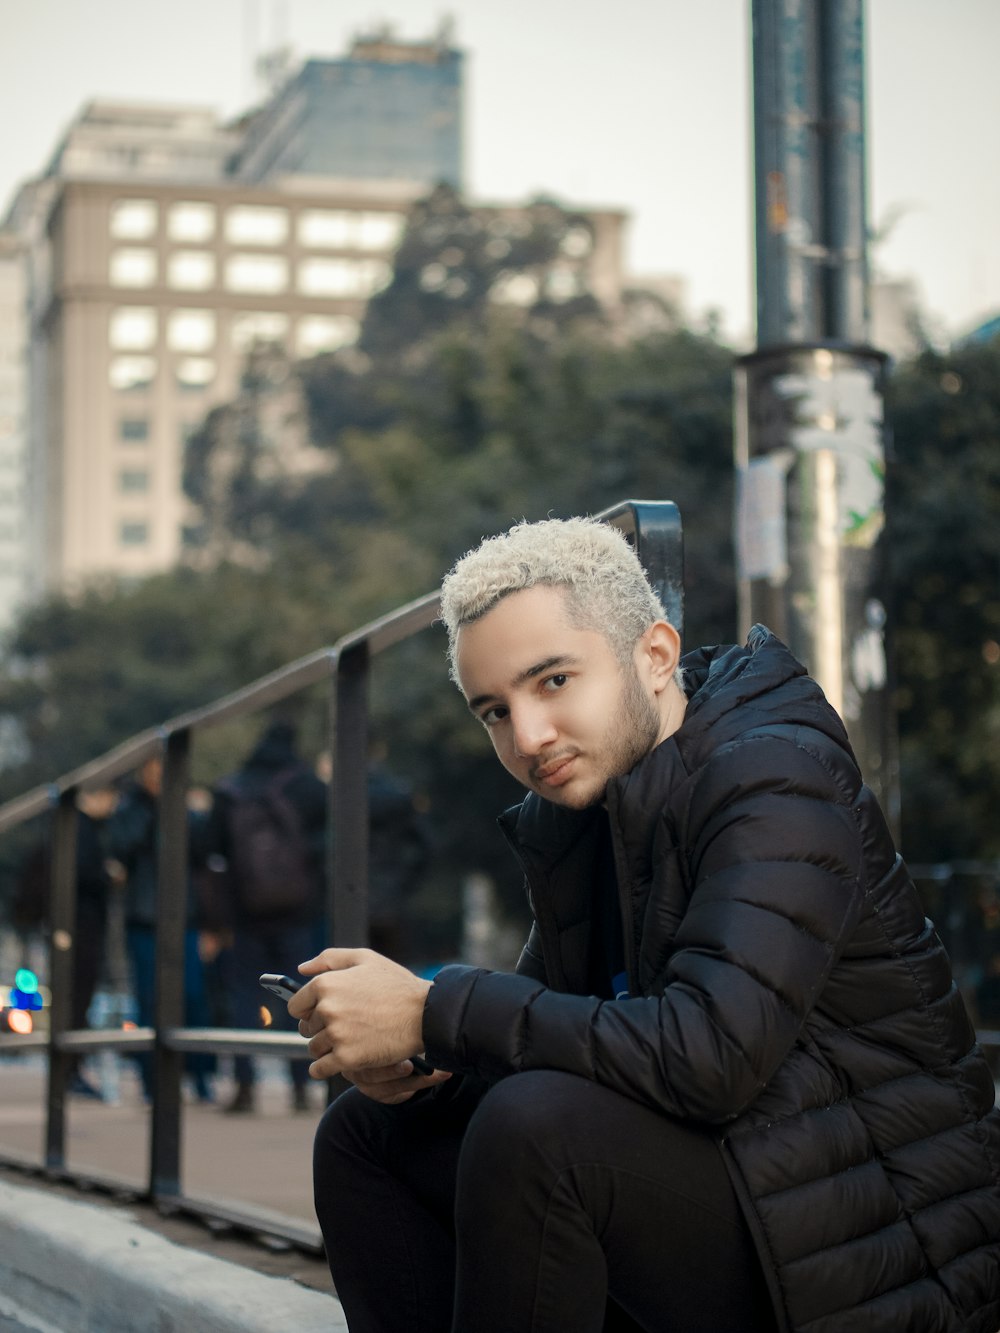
203, 719, 327, 1113
291, 517, 1000, 1333
13, 787, 118, 1098
316, 744, 432, 963
106, 756, 215, 1104
367, 757, 432, 963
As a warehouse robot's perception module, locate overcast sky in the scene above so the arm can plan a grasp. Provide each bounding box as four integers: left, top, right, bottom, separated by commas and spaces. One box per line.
2, 0, 998, 343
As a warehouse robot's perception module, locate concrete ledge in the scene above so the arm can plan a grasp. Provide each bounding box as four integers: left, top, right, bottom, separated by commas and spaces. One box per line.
0, 1178, 346, 1333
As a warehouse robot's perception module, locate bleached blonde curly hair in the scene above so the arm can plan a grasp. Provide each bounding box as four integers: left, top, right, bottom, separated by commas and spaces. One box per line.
440, 516, 677, 683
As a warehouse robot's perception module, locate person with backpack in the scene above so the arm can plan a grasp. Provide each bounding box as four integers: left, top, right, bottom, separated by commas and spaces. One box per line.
203, 719, 328, 1113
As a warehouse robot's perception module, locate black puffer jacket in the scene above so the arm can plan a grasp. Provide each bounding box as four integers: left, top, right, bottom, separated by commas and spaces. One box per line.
423, 627, 1000, 1332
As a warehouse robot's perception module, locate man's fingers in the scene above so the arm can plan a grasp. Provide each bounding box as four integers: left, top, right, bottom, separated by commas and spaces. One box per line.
344, 1062, 414, 1084
307, 1029, 334, 1062
345, 1066, 452, 1104
297, 947, 371, 977
307, 1054, 343, 1082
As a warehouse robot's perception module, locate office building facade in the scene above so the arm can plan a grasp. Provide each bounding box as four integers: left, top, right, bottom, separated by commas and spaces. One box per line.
4, 31, 626, 605
231, 32, 463, 189
0, 232, 28, 630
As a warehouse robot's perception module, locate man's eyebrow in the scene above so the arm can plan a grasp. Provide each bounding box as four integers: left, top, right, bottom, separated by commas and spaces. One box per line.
467, 655, 581, 713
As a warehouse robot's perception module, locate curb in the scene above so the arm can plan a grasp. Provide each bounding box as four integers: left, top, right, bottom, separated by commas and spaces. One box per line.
0, 1177, 346, 1333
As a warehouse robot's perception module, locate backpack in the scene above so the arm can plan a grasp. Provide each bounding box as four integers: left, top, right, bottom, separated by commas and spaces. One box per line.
218, 768, 315, 918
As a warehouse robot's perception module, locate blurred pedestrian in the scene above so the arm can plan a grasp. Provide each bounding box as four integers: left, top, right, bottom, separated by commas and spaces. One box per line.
106, 756, 215, 1103
366, 759, 431, 962
12, 787, 118, 1098
316, 743, 432, 963
203, 719, 327, 1113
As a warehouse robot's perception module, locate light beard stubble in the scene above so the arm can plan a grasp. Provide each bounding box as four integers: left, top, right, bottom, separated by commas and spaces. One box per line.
562, 659, 662, 810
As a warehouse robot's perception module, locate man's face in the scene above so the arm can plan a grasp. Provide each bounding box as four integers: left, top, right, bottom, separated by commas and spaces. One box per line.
455, 585, 665, 810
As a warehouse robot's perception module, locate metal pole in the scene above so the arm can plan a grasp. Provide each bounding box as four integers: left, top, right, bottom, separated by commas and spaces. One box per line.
751, 0, 868, 346
599, 500, 685, 640
739, 1, 897, 828
819, 0, 870, 341
330, 645, 370, 949
150, 733, 189, 1200
44, 791, 78, 1169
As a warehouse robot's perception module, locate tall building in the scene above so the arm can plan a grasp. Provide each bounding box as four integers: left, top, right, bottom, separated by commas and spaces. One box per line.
2, 29, 626, 608
230, 30, 463, 189
0, 230, 28, 631
28, 169, 420, 589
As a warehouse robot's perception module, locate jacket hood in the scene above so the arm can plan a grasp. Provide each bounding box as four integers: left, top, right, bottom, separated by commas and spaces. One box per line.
677, 624, 854, 767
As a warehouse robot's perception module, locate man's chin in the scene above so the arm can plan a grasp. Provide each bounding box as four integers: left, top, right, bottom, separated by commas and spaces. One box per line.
534, 778, 606, 810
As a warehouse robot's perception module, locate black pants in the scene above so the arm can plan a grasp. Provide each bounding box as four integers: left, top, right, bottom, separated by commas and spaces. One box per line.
313, 1070, 776, 1333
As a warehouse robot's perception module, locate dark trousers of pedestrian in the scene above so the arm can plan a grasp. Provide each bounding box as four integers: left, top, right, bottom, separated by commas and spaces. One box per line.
68, 898, 107, 1085
126, 923, 215, 1101
313, 1070, 777, 1333
220, 920, 320, 1089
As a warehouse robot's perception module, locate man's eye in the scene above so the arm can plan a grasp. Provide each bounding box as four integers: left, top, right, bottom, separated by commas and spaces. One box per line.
482, 705, 508, 726
543, 674, 568, 692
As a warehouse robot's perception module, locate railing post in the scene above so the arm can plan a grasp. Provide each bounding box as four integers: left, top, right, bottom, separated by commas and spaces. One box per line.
330, 644, 370, 949
150, 731, 189, 1200
599, 500, 685, 639
45, 790, 78, 1169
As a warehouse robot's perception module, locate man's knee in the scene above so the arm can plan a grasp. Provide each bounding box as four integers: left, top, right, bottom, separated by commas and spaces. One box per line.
313, 1085, 380, 1178
460, 1071, 592, 1179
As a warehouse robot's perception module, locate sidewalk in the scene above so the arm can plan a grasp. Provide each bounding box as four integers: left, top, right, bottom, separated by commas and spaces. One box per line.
0, 1055, 345, 1332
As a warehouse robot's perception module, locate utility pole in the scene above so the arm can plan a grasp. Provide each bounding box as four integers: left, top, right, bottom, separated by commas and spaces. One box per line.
735, 0, 897, 827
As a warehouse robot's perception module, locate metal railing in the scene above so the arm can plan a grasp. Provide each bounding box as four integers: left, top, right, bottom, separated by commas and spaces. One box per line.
0, 499, 684, 1252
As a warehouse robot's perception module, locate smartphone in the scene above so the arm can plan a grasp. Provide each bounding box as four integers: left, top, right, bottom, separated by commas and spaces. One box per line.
259, 972, 302, 1003
258, 972, 435, 1076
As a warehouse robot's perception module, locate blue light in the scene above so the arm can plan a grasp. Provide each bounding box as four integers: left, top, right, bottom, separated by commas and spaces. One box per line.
11, 987, 43, 1011
14, 968, 39, 994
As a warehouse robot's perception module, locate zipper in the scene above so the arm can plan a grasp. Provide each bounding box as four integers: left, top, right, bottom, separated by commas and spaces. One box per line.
605, 783, 638, 998
498, 820, 567, 991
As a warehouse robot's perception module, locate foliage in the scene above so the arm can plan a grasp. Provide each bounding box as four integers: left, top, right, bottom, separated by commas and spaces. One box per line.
886, 339, 1000, 861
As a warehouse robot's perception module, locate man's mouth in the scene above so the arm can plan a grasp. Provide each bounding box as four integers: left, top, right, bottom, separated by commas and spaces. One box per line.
533, 754, 578, 787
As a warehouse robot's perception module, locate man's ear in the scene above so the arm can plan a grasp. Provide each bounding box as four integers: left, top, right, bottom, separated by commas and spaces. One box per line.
639, 621, 682, 694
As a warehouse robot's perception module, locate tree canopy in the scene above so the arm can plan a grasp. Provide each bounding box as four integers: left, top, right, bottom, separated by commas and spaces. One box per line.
886, 341, 1000, 862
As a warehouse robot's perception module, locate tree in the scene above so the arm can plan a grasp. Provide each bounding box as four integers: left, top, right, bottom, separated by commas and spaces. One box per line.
886, 338, 1000, 861
0, 559, 350, 802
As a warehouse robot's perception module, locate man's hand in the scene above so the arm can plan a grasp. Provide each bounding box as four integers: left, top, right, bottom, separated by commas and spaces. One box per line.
342, 1060, 451, 1106
289, 948, 436, 1082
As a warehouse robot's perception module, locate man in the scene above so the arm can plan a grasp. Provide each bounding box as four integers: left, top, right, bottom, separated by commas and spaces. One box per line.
291, 517, 1000, 1333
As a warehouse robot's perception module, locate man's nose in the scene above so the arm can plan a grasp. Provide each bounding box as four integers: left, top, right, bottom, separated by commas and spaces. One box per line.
511, 704, 557, 758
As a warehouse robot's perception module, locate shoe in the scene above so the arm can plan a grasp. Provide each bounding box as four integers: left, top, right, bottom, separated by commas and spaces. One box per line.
223, 1083, 256, 1114
292, 1084, 309, 1113
69, 1072, 105, 1101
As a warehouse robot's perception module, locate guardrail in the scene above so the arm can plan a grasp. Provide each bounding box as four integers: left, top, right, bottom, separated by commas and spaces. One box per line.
0, 499, 684, 1252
